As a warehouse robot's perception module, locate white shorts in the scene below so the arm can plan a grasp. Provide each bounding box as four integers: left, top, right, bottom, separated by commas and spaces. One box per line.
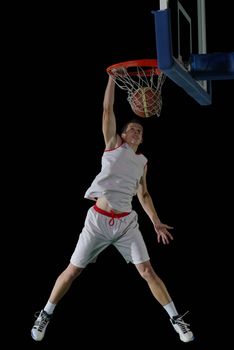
70, 205, 150, 268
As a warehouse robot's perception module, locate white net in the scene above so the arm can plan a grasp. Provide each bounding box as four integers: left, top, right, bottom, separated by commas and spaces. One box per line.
108, 65, 166, 117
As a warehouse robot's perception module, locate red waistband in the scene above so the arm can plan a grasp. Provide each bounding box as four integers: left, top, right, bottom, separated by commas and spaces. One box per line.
93, 204, 130, 218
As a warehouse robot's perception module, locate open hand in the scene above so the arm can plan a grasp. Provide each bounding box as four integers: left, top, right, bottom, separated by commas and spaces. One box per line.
154, 223, 174, 244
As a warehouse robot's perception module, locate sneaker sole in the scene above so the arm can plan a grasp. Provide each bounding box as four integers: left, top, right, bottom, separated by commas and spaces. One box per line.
31, 330, 43, 342
181, 335, 195, 343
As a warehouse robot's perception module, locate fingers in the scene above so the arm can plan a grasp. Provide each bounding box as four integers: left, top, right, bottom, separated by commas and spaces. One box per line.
158, 235, 170, 244
157, 229, 174, 244
166, 231, 174, 240
155, 223, 174, 244
156, 223, 174, 231
165, 225, 174, 230
111, 67, 127, 77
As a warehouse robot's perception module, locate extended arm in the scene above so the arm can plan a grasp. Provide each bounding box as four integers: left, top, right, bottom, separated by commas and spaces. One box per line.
137, 165, 174, 244
102, 75, 122, 149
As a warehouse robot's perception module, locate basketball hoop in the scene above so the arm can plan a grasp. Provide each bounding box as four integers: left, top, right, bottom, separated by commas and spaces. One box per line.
106, 59, 166, 118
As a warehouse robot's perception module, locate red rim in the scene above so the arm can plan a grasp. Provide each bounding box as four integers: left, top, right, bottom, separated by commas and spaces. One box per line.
106, 59, 160, 76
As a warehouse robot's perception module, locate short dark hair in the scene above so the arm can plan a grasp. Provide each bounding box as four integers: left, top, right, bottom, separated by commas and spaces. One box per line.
121, 118, 144, 134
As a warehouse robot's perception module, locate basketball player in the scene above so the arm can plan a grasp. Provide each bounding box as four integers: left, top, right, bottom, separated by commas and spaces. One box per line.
31, 74, 194, 343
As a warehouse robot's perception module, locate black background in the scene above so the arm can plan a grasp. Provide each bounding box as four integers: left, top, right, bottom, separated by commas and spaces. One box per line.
11, 1, 233, 349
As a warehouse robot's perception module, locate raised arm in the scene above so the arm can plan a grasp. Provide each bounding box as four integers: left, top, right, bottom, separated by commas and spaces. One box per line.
102, 75, 121, 149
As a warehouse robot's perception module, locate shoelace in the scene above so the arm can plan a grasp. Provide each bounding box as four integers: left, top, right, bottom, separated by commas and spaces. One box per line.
34, 311, 50, 331
174, 311, 191, 334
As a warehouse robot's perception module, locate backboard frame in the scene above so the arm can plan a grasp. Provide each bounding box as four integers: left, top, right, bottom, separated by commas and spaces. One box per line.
152, 0, 212, 105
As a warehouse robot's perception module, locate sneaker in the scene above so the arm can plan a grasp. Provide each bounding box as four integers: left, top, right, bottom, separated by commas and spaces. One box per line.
170, 311, 194, 343
31, 310, 51, 341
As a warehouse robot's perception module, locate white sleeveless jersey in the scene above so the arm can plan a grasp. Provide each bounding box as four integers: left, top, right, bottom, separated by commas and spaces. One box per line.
84, 142, 148, 212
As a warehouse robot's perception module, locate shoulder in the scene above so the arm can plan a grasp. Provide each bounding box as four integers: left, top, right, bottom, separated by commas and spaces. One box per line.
105, 134, 123, 150
136, 151, 148, 163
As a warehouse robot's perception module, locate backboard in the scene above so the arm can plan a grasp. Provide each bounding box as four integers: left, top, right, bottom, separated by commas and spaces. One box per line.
152, 0, 212, 105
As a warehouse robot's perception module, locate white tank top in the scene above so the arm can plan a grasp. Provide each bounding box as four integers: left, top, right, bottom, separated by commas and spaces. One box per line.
84, 142, 147, 212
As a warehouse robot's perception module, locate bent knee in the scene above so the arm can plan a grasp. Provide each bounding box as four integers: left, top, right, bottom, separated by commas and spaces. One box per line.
137, 262, 157, 281
64, 263, 83, 280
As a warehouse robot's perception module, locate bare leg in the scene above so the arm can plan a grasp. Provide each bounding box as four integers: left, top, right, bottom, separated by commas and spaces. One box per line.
48, 263, 84, 304
135, 260, 171, 306
31, 263, 84, 341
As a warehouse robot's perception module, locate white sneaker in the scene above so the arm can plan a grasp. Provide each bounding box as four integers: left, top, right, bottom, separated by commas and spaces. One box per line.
31, 310, 51, 341
170, 311, 194, 342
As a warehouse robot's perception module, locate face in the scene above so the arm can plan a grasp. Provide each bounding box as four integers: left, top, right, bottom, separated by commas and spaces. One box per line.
121, 122, 143, 146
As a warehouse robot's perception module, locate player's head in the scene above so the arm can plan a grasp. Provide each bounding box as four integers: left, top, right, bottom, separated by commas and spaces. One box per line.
121, 118, 144, 134
121, 118, 143, 146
